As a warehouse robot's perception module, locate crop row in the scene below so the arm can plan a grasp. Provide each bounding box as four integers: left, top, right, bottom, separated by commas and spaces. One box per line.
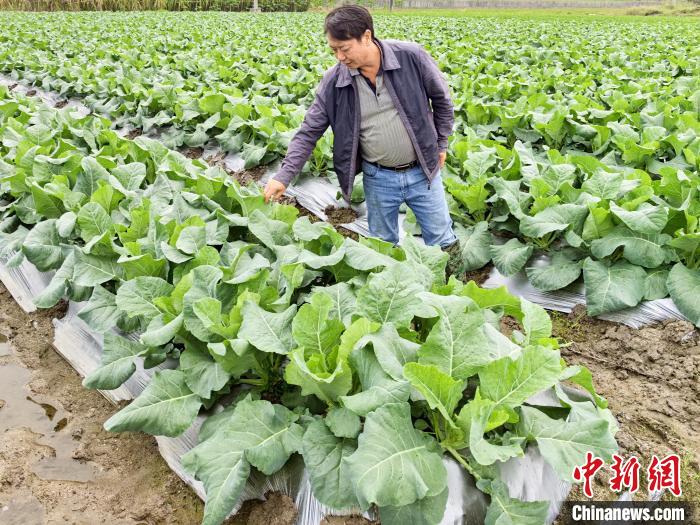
0, 12, 698, 323
0, 83, 618, 525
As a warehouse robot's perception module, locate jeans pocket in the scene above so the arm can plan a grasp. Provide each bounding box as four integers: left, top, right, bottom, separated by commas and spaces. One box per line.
362, 161, 378, 178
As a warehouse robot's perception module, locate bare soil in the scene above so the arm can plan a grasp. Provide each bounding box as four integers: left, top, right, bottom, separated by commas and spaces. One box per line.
203, 149, 227, 165
0, 283, 334, 525
4, 272, 697, 525
285, 196, 359, 241
462, 262, 494, 286
229, 492, 297, 525
322, 517, 377, 525
3, 270, 698, 524
336, 228, 360, 242
228, 166, 267, 187
323, 205, 358, 226
547, 306, 700, 505
0, 284, 203, 525
183, 147, 204, 159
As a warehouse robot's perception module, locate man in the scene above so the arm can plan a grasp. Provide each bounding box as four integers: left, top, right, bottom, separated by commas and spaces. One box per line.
264, 5, 461, 274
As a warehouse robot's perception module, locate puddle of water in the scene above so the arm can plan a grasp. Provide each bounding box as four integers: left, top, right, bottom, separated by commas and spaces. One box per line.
0, 333, 11, 356
32, 454, 97, 483
0, 491, 45, 525
0, 364, 49, 434
0, 346, 98, 483
26, 396, 57, 420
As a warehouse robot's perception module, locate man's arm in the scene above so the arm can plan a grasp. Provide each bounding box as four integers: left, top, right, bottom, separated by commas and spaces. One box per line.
418, 47, 454, 153
271, 74, 332, 188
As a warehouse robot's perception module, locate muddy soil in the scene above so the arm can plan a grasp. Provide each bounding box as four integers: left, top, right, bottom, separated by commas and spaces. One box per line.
227, 165, 267, 187
546, 306, 700, 505
229, 493, 297, 525
183, 147, 204, 159
462, 263, 494, 287
284, 196, 359, 241
0, 283, 368, 525
323, 205, 358, 226
0, 284, 204, 525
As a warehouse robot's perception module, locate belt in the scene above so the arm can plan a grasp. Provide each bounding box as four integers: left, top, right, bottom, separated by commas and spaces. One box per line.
366, 160, 419, 172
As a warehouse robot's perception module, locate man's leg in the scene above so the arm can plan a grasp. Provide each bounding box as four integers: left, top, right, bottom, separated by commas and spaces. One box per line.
404, 167, 457, 247
404, 167, 462, 276
362, 160, 403, 245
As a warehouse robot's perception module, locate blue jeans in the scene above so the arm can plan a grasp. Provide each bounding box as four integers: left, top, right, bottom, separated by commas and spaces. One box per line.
361, 160, 457, 248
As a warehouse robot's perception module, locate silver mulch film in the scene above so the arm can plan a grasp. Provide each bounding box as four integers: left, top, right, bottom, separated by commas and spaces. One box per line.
0, 253, 53, 313
483, 253, 688, 329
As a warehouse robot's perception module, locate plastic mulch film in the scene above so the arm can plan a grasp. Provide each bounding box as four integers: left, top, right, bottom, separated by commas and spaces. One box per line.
0, 75, 91, 119
260, 166, 397, 240
505, 388, 574, 522
52, 301, 173, 403
155, 416, 207, 500
483, 253, 689, 329
13, 72, 685, 333
500, 447, 570, 523
50, 300, 379, 522
0, 254, 53, 313
285, 455, 488, 525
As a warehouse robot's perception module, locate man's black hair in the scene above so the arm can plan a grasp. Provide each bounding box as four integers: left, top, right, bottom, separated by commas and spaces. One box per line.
324, 5, 375, 41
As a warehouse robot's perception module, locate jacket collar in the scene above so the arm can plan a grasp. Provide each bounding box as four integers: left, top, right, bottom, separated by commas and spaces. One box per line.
335, 38, 400, 88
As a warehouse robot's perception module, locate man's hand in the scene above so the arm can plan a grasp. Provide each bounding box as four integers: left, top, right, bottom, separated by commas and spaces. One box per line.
264, 179, 286, 203
438, 150, 447, 169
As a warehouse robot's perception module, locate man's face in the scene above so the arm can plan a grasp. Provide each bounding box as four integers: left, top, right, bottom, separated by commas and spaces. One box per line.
327, 30, 371, 69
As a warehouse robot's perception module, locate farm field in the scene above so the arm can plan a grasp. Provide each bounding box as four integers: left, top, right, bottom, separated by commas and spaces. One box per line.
2, 12, 699, 319
0, 10, 699, 525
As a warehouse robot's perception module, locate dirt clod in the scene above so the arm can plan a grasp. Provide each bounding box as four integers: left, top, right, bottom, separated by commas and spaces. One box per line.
229, 165, 267, 187
229, 492, 297, 525
324, 205, 358, 225
322, 516, 378, 525
462, 263, 494, 286
125, 128, 142, 140
183, 146, 204, 159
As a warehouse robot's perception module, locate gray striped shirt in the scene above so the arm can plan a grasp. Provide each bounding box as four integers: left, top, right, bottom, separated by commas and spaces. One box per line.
351, 68, 417, 167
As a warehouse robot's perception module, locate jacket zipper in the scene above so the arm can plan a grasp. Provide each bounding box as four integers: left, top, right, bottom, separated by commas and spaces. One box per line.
349, 81, 361, 190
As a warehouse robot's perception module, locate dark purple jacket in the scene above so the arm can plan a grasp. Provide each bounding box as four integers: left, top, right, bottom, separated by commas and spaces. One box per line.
272, 38, 454, 202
